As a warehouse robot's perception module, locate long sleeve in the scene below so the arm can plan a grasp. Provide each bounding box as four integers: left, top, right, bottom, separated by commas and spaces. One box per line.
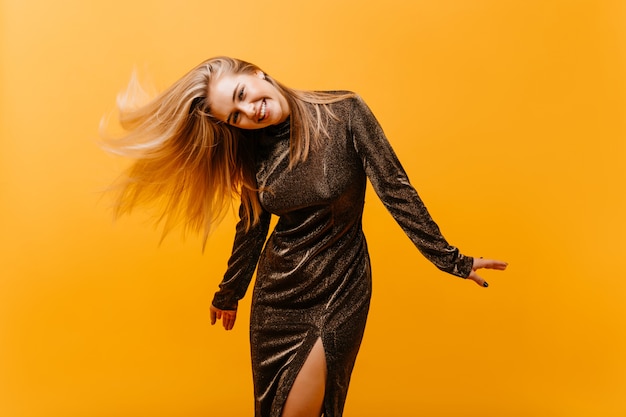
349, 96, 473, 278
212, 204, 271, 310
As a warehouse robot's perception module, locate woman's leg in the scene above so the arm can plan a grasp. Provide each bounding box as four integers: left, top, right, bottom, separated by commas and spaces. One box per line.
281, 337, 327, 417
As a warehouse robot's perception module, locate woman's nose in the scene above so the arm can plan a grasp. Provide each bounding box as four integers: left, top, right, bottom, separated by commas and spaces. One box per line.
239, 102, 256, 119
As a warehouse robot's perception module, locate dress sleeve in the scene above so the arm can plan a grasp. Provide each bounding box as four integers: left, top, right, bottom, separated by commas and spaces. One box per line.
349, 95, 473, 278
211, 203, 271, 310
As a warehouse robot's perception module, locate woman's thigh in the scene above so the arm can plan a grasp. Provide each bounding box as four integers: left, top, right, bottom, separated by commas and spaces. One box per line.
281, 337, 327, 417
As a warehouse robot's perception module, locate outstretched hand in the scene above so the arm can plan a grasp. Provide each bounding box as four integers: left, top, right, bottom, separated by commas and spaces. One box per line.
210, 304, 237, 331
467, 257, 508, 287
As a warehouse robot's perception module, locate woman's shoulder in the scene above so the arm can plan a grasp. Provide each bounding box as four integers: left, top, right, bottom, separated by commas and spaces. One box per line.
320, 89, 357, 95
321, 91, 372, 114
316, 90, 360, 100
312, 90, 364, 109
300, 90, 371, 118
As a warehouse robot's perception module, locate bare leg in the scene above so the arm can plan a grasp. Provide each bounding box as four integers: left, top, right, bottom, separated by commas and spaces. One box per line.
281, 337, 327, 417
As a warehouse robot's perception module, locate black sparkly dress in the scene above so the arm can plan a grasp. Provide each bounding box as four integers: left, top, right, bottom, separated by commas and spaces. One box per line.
212, 94, 473, 417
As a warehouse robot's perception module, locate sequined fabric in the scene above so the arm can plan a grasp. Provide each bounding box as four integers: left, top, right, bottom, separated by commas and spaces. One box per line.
212, 94, 473, 417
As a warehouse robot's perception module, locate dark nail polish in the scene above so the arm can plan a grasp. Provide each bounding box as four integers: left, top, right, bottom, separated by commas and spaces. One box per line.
483, 282, 489, 287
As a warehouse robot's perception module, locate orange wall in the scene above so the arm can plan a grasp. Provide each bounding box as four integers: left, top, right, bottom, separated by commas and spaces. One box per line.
1, 1, 625, 416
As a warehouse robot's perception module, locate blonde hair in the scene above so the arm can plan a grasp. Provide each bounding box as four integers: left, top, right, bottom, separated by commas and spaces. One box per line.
101, 57, 354, 247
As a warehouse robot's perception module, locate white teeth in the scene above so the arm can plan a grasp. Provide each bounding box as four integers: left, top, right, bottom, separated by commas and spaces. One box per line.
260, 100, 266, 120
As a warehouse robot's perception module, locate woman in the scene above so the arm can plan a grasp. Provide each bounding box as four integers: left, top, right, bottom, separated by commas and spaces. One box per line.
102, 56, 507, 417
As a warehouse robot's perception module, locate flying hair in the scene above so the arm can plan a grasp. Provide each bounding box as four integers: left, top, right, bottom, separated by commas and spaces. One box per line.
100, 57, 354, 248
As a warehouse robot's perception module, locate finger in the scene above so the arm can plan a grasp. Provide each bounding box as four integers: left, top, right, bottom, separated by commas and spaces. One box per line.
224, 313, 236, 331
225, 318, 236, 331
474, 258, 508, 271
468, 271, 489, 288
210, 305, 221, 325
482, 259, 508, 270
489, 260, 508, 270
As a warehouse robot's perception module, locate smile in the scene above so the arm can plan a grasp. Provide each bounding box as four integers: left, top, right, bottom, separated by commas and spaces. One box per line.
258, 100, 267, 122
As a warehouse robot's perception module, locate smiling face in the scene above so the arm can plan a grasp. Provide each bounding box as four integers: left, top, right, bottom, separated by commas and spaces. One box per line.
207, 70, 290, 129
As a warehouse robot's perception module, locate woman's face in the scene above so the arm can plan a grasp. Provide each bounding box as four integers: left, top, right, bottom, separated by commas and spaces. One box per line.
207, 70, 290, 129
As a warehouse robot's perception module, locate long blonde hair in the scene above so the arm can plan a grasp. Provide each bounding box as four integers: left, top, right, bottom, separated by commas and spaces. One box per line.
101, 57, 354, 246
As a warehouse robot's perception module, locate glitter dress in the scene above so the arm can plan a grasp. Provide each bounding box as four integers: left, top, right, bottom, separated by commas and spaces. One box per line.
212, 94, 474, 417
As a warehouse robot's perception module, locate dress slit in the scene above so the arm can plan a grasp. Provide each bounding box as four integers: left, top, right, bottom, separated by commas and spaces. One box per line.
267, 331, 324, 417
280, 336, 327, 417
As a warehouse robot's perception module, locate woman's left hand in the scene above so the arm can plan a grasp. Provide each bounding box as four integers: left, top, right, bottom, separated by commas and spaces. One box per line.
467, 257, 508, 287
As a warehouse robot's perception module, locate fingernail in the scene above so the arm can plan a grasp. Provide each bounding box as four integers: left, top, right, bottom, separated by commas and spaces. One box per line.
483, 282, 489, 287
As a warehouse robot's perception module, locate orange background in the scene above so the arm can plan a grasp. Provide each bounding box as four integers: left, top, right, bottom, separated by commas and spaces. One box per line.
1, 0, 625, 416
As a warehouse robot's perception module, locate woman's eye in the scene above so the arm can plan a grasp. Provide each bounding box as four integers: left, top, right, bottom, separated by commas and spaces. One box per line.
238, 87, 244, 100
233, 112, 239, 124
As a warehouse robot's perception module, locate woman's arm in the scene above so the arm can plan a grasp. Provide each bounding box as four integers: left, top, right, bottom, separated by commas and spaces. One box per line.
349, 95, 506, 280
211, 203, 271, 329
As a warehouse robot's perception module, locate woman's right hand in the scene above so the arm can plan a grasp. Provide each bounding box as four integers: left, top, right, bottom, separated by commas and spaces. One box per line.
467, 257, 508, 287
210, 304, 237, 331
